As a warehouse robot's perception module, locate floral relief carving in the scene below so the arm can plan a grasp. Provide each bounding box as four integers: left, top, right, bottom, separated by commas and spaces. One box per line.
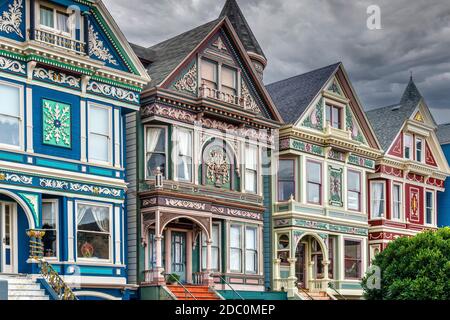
206, 148, 230, 187
34, 68, 80, 88
0, 0, 23, 38
173, 62, 197, 94
87, 81, 139, 103
0, 56, 25, 74
0, 172, 33, 184
43, 100, 71, 148
241, 80, 261, 114
164, 198, 206, 210
88, 24, 118, 65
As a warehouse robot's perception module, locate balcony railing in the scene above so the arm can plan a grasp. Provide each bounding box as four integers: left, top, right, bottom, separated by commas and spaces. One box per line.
32, 29, 86, 55
200, 84, 242, 106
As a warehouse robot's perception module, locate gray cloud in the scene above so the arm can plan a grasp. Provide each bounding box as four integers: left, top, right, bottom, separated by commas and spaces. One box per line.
106, 0, 450, 124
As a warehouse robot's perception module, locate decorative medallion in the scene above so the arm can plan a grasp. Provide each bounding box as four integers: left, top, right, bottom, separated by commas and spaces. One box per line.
206, 148, 230, 187
241, 80, 261, 114
348, 154, 375, 169
410, 189, 419, 221
302, 98, 323, 130
33, 68, 80, 88
414, 112, 424, 123
327, 79, 342, 95
212, 36, 228, 52
173, 62, 197, 95
329, 166, 343, 207
88, 24, 118, 65
0, 0, 23, 38
42, 99, 71, 148
87, 81, 139, 104
0, 56, 25, 74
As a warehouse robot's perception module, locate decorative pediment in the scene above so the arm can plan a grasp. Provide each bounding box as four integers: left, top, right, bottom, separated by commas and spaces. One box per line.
413, 111, 424, 123
425, 141, 437, 167
212, 36, 228, 53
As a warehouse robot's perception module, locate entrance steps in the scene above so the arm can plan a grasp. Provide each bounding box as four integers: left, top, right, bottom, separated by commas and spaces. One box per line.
0, 274, 50, 300
167, 285, 222, 300
298, 289, 334, 301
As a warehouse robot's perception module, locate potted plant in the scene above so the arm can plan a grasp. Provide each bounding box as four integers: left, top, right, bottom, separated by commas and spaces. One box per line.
166, 273, 181, 285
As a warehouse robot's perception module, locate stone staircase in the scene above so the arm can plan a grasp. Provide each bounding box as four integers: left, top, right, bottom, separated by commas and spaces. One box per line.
298, 289, 334, 301
0, 274, 50, 300
167, 285, 222, 300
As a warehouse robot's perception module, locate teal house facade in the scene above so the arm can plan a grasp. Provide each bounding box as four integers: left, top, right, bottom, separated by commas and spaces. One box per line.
0, 0, 149, 300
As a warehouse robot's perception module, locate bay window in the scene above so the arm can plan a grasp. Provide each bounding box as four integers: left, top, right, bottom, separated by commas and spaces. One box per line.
0, 83, 21, 148
245, 227, 258, 273
404, 134, 412, 160
229, 225, 242, 273
42, 200, 58, 259
77, 203, 111, 261
370, 181, 385, 218
416, 138, 423, 162
88, 105, 112, 164
307, 161, 322, 204
344, 240, 362, 279
347, 170, 361, 211
176, 129, 193, 182
426, 191, 434, 225
202, 224, 220, 271
245, 144, 258, 194
278, 159, 295, 201
392, 184, 402, 220
146, 126, 167, 178
326, 104, 341, 129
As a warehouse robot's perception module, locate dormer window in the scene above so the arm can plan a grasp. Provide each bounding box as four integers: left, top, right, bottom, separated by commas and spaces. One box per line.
326, 104, 342, 129
200, 58, 240, 104
404, 134, 412, 160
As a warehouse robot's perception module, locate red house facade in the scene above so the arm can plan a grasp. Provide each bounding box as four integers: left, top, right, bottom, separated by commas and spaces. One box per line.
365, 79, 450, 259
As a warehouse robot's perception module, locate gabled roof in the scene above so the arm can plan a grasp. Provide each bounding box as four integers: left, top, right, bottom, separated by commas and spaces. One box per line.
132, 19, 221, 89
220, 0, 265, 59
366, 78, 425, 151
437, 123, 450, 145
265, 63, 341, 124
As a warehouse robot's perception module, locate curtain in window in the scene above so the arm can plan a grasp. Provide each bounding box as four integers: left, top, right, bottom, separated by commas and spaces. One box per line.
230, 226, 242, 272
245, 228, 257, 273
40, 7, 54, 28
77, 204, 109, 232
371, 183, 384, 217
89, 107, 110, 162
177, 130, 192, 181
57, 12, 69, 33
0, 84, 20, 146
147, 128, 162, 153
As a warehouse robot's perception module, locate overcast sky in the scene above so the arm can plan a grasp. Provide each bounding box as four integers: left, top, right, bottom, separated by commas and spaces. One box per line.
106, 0, 450, 124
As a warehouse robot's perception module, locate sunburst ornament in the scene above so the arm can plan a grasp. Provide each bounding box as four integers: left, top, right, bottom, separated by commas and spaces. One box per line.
43, 99, 71, 148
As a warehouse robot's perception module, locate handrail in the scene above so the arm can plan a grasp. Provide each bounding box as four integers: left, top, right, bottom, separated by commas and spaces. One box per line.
217, 274, 244, 300
328, 282, 347, 300
298, 286, 314, 300
163, 272, 197, 301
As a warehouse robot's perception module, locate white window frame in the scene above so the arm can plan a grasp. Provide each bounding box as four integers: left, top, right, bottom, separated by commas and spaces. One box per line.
277, 158, 297, 202
174, 127, 193, 183
244, 143, 259, 194
229, 224, 243, 273
391, 182, 403, 222
37, 1, 74, 38
88, 103, 113, 166
201, 223, 221, 272
144, 125, 168, 180
370, 181, 386, 219
425, 190, 435, 226
404, 133, 413, 160
245, 225, 258, 274
75, 201, 113, 264
41, 199, 59, 261
0, 80, 24, 151
347, 169, 362, 212
415, 137, 424, 163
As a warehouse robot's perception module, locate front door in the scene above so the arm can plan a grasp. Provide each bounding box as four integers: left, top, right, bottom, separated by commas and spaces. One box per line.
0, 202, 15, 273
171, 232, 186, 283
295, 242, 306, 288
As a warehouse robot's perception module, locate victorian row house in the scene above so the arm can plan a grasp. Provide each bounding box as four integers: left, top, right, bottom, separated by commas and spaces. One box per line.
0, 0, 150, 300
437, 124, 450, 227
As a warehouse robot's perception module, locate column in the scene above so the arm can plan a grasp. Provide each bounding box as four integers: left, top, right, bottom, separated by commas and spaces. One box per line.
287, 258, 297, 298
155, 235, 165, 285
26, 86, 33, 153
80, 100, 87, 162
203, 240, 214, 286
273, 258, 281, 291
186, 232, 193, 284
321, 260, 330, 293
165, 229, 171, 275
67, 200, 75, 263
308, 261, 315, 292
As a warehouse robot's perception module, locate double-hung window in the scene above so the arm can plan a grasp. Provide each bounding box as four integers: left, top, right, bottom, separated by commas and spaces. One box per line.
88, 105, 112, 164
416, 138, 423, 162
245, 227, 258, 274
307, 161, 322, 204
176, 129, 193, 182
326, 104, 342, 129
426, 191, 434, 225
347, 170, 361, 211
278, 159, 295, 201
0, 83, 21, 149
392, 184, 402, 220
42, 200, 58, 259
229, 225, 242, 273
201, 59, 218, 90
77, 203, 111, 261
371, 182, 385, 218
404, 134, 413, 160
245, 144, 258, 194
221, 66, 237, 96
146, 127, 167, 178
344, 240, 362, 279
202, 224, 220, 272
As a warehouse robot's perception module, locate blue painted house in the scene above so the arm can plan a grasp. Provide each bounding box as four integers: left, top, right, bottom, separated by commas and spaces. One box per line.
0, 0, 149, 300
437, 123, 450, 227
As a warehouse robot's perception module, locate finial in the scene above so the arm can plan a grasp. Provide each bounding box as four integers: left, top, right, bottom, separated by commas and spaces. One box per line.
410, 70, 413, 81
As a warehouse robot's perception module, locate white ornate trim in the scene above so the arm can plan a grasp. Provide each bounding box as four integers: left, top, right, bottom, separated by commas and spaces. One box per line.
0, 172, 33, 184
0, 0, 23, 38
87, 81, 139, 103
241, 80, 261, 114
173, 63, 197, 94
34, 68, 80, 88
0, 56, 25, 74
164, 198, 206, 210
88, 24, 118, 65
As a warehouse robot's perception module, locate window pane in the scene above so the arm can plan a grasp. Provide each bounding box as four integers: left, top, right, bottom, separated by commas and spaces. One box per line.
147, 153, 166, 177
245, 170, 257, 193
77, 204, 110, 260
0, 115, 20, 146
43, 229, 57, 258
404, 135, 412, 159
332, 107, 340, 128
77, 205, 110, 233
348, 191, 360, 211
245, 251, 257, 273
77, 232, 110, 260
344, 240, 361, 279
426, 192, 433, 224
202, 60, 217, 83
307, 162, 321, 183
393, 185, 401, 219
178, 130, 192, 156
279, 160, 294, 180
40, 6, 54, 28
146, 128, 165, 153
57, 12, 69, 33
90, 107, 109, 135
0, 84, 20, 116
307, 183, 321, 203
177, 156, 192, 181
230, 226, 241, 248
371, 183, 385, 218
222, 66, 236, 89
42, 202, 57, 229
230, 249, 241, 272
245, 145, 257, 170
246, 228, 256, 250
278, 181, 295, 201
89, 133, 109, 162
212, 225, 219, 246
348, 171, 360, 191
416, 139, 422, 161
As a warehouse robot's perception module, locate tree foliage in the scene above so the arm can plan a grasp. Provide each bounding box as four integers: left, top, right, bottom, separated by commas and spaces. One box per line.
362, 228, 450, 300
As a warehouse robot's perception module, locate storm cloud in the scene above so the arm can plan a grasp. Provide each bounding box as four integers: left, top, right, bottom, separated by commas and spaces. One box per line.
106, 0, 450, 123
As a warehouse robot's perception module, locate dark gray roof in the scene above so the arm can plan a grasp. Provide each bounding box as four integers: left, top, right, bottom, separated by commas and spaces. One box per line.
437, 123, 450, 145
132, 19, 221, 89
365, 78, 423, 151
220, 0, 265, 59
265, 63, 340, 124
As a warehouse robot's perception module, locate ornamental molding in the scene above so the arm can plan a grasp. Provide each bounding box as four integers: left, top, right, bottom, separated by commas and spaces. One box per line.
173, 62, 197, 94
0, 172, 33, 184
88, 24, 118, 66
0, 55, 25, 74
18, 192, 38, 226
0, 0, 23, 38
39, 178, 122, 198
205, 148, 230, 187
34, 68, 80, 88
211, 206, 262, 220
328, 166, 343, 207
87, 81, 139, 103
164, 198, 206, 211
241, 80, 261, 114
